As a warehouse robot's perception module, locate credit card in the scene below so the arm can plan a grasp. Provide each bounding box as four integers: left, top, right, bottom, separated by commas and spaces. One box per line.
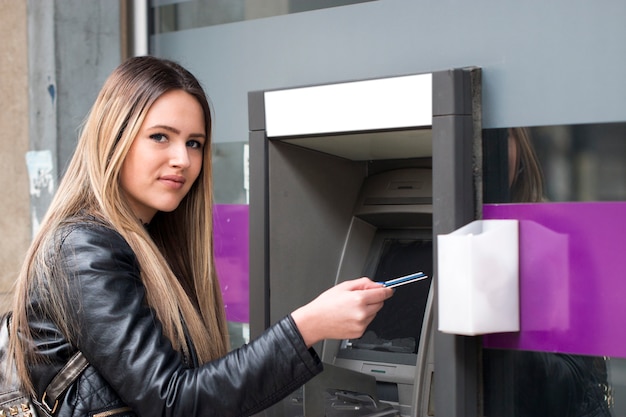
379, 272, 428, 288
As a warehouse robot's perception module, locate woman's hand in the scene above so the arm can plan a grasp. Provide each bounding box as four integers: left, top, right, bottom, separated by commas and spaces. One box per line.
290, 277, 394, 348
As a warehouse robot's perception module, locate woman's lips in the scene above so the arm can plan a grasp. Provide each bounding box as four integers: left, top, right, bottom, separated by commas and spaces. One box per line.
159, 175, 186, 189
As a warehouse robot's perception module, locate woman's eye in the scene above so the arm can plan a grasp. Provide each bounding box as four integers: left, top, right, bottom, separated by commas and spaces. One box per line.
187, 139, 203, 149
149, 133, 168, 143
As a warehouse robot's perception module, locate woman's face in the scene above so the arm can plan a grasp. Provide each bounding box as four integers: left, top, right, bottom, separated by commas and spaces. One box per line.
120, 89, 205, 224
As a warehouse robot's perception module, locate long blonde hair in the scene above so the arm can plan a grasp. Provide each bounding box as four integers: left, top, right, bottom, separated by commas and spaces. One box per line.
10, 56, 229, 392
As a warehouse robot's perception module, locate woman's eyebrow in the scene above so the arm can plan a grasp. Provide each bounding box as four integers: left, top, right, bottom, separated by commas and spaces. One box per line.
148, 124, 206, 139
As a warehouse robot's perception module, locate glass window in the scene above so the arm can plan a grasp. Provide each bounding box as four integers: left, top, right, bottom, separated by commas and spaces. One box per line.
482, 123, 626, 204
151, 0, 376, 34
482, 122, 626, 417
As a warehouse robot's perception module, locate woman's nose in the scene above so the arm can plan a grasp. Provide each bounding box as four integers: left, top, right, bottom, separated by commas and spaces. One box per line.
170, 143, 191, 168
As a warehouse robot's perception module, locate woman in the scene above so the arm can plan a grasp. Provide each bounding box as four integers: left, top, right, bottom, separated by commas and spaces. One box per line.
8, 56, 393, 417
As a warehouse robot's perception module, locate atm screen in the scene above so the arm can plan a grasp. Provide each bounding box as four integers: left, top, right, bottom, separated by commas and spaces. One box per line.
337, 230, 433, 366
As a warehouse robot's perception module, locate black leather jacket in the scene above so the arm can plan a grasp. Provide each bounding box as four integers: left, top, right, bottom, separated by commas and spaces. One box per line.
26, 218, 323, 417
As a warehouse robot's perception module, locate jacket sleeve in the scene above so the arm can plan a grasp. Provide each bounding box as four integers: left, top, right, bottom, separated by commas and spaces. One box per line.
52, 223, 323, 417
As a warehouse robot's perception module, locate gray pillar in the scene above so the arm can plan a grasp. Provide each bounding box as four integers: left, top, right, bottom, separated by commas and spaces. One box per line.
432, 68, 481, 417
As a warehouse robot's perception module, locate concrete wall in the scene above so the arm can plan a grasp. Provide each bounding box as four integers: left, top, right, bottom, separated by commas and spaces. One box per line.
54, 0, 122, 172
0, 0, 121, 311
0, 0, 30, 311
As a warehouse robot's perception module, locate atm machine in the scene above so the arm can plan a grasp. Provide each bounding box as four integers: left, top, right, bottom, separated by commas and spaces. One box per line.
248, 69, 479, 416
317, 166, 434, 416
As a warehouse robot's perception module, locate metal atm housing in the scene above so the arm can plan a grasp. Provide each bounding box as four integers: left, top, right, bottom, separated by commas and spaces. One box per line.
248, 69, 479, 416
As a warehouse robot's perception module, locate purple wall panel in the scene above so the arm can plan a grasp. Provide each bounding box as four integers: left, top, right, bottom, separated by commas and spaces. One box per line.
482, 202, 626, 358
213, 204, 249, 323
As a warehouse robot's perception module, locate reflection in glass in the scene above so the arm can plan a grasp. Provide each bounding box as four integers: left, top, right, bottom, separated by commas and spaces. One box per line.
211, 142, 249, 350
533, 123, 625, 202
484, 123, 626, 203
482, 123, 626, 417
508, 127, 545, 203
151, 0, 376, 34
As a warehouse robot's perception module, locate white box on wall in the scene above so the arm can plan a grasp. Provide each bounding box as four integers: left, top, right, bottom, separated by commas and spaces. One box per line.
437, 219, 520, 336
